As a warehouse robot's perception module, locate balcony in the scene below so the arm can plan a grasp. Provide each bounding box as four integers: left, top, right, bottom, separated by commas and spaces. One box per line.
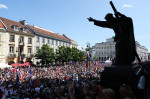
9, 40, 15, 45
19, 42, 24, 46
20, 54, 26, 58
27, 53, 34, 58
8, 53, 16, 58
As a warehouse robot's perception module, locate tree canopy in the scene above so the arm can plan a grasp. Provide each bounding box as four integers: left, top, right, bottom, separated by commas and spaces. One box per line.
34, 44, 56, 65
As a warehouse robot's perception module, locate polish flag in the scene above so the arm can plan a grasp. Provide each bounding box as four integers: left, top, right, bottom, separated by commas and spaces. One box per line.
58, 68, 61, 71
20, 72, 23, 81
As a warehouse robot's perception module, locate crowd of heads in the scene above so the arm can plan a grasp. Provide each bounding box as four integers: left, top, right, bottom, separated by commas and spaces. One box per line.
0, 61, 148, 99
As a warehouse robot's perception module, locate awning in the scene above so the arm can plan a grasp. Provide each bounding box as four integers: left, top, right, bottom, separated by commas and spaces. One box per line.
11, 62, 33, 67
11, 63, 25, 67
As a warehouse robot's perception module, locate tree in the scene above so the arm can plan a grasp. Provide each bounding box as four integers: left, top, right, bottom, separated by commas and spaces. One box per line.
79, 50, 85, 62
56, 46, 85, 65
71, 47, 80, 62
93, 53, 98, 61
35, 44, 56, 66
56, 46, 67, 64
86, 42, 92, 51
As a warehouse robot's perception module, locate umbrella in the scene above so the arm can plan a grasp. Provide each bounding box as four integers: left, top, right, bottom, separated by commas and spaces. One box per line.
0, 63, 12, 68
11, 63, 25, 67
105, 60, 112, 64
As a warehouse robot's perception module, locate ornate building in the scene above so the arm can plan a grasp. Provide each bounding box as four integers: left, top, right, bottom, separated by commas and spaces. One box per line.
92, 37, 149, 61
0, 17, 34, 64
0, 17, 78, 64
92, 37, 115, 61
26, 24, 78, 64
136, 41, 149, 61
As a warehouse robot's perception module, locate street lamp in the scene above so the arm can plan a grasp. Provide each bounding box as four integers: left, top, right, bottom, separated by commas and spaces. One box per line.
16, 37, 21, 68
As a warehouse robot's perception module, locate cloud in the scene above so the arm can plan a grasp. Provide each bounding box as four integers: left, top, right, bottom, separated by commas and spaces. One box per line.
0, 4, 8, 9
123, 4, 133, 8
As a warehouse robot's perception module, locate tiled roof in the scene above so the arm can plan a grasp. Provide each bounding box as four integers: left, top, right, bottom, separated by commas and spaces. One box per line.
63, 34, 75, 42
28, 25, 69, 41
0, 17, 32, 35
0, 17, 77, 43
0, 20, 5, 29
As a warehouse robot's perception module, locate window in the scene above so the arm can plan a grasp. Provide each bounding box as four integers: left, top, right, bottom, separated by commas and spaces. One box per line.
56, 41, 58, 46
52, 40, 54, 45
10, 35, 15, 42
36, 47, 39, 51
28, 38, 32, 44
47, 39, 50, 44
9, 46, 14, 53
42, 38, 45, 43
13, 25, 18, 31
19, 36, 24, 43
28, 48, 31, 54
36, 37, 39, 42
59, 41, 61, 46
22, 27, 27, 33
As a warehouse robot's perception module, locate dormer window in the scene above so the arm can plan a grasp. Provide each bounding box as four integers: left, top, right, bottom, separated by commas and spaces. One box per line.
22, 27, 27, 33
13, 25, 18, 31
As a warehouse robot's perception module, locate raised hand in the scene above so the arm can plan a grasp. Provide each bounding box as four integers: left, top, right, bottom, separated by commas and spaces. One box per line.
87, 17, 95, 22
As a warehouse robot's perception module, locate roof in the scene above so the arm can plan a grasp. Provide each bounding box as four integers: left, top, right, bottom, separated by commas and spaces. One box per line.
0, 20, 5, 29
0, 17, 33, 35
28, 25, 69, 41
0, 17, 77, 43
63, 34, 75, 42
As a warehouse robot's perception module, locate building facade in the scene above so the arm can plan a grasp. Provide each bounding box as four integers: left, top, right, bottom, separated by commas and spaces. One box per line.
0, 17, 34, 64
27, 25, 77, 64
136, 41, 149, 61
92, 37, 149, 61
92, 38, 115, 61
0, 17, 78, 65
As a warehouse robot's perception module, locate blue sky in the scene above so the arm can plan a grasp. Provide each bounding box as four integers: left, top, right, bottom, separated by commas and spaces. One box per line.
0, 0, 150, 51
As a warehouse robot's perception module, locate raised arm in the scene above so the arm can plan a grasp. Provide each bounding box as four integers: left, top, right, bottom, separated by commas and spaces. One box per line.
88, 17, 112, 28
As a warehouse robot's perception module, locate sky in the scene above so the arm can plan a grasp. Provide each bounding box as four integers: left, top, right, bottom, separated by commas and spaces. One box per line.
0, 0, 150, 51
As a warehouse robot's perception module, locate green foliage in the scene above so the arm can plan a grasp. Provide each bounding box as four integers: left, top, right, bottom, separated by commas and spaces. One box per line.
56, 46, 85, 64
93, 53, 98, 60
35, 44, 56, 65
35, 44, 85, 65
86, 42, 92, 51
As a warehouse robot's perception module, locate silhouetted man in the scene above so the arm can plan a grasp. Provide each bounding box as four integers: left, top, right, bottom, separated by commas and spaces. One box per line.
88, 12, 140, 65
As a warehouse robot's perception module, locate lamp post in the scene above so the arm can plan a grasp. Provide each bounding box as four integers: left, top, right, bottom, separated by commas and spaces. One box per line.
17, 37, 20, 68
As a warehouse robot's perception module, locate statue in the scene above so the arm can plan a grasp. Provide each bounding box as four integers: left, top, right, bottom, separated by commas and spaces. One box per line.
88, 1, 140, 65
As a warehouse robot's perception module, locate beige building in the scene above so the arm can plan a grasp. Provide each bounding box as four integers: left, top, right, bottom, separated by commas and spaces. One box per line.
0, 17, 78, 65
92, 37, 116, 61
0, 17, 34, 64
136, 41, 149, 60
26, 25, 78, 65
92, 37, 149, 61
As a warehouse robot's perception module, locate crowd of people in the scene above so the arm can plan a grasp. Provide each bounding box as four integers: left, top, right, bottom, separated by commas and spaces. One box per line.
0, 61, 148, 99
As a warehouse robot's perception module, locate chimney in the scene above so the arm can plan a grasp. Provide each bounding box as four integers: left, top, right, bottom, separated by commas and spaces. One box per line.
19, 20, 27, 25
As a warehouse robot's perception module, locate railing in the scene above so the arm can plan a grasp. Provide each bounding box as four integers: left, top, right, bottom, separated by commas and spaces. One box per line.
27, 54, 34, 58
19, 42, 24, 46
20, 54, 26, 57
8, 53, 16, 57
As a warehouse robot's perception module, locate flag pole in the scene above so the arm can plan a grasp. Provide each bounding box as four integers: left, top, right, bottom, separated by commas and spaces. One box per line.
18, 37, 20, 69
